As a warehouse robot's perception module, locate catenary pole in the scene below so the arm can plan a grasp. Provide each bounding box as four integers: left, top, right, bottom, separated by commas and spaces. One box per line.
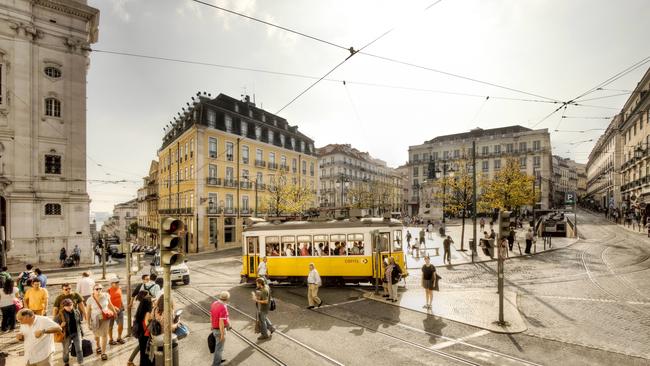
472, 140, 477, 263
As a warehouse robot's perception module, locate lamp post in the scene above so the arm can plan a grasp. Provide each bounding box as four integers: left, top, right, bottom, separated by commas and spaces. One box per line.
436, 161, 454, 225
336, 174, 350, 208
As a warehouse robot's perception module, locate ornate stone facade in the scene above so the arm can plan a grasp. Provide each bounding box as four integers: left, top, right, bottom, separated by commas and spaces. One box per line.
0, 0, 99, 262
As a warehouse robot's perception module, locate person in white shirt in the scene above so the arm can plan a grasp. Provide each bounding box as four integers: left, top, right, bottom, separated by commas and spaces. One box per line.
16, 308, 62, 366
76, 271, 95, 302
257, 257, 268, 284
284, 244, 294, 257
306, 263, 322, 309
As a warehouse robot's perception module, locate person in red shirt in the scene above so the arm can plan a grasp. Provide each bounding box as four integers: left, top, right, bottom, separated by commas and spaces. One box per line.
108, 278, 125, 345
210, 291, 230, 366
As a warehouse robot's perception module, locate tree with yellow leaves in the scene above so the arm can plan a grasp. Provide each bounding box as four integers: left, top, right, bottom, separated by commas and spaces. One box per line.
264, 170, 316, 216
433, 159, 475, 250
480, 158, 535, 211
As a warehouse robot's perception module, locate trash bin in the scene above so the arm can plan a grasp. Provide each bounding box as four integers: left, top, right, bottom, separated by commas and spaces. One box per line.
153, 334, 179, 366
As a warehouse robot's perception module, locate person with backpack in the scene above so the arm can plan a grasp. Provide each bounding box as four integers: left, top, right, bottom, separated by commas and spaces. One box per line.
0, 266, 11, 286
59, 247, 68, 267
17, 264, 35, 296
385, 257, 402, 302
252, 277, 274, 341
54, 298, 84, 366
73, 245, 81, 266
130, 275, 160, 306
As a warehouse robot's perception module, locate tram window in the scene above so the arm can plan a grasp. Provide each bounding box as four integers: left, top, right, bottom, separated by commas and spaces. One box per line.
247, 237, 258, 255
393, 230, 403, 250
297, 235, 312, 256
348, 234, 364, 255
314, 235, 328, 256
378, 233, 390, 252
330, 234, 347, 256
282, 235, 296, 256
266, 236, 280, 256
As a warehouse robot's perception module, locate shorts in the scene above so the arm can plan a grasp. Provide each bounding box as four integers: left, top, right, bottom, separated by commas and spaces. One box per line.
422, 279, 434, 290
110, 309, 124, 327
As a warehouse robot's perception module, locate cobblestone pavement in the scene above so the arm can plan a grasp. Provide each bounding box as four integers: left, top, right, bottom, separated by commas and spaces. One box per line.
415, 210, 650, 360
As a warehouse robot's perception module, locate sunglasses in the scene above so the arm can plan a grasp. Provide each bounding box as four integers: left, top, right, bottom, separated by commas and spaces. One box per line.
94, 288, 103, 291
63, 288, 71, 291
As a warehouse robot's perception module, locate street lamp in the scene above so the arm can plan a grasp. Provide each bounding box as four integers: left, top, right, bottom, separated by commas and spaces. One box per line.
435, 161, 455, 225
336, 174, 350, 208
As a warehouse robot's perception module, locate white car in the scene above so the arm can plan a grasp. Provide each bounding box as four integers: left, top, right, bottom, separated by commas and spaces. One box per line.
150, 253, 191, 285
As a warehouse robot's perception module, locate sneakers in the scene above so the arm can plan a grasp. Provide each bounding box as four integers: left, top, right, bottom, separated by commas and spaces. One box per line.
257, 335, 271, 340
307, 305, 315, 309
317, 301, 323, 308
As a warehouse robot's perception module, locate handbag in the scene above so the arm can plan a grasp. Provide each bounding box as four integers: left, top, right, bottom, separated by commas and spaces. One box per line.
53, 331, 64, 343
93, 296, 115, 320
207, 332, 216, 353
174, 322, 190, 340
70, 339, 93, 357
269, 298, 276, 311
13, 298, 23, 311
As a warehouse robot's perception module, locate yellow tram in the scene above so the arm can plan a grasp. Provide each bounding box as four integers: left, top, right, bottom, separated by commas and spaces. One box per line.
240, 217, 408, 285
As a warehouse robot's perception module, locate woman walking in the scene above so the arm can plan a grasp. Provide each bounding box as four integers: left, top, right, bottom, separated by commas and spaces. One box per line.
421, 256, 436, 309
1, 278, 18, 331
55, 298, 84, 365
87, 284, 117, 361
385, 257, 402, 302
59, 248, 68, 267
133, 296, 154, 366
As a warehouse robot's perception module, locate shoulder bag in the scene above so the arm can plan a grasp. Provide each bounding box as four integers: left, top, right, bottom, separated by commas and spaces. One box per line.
93, 296, 115, 320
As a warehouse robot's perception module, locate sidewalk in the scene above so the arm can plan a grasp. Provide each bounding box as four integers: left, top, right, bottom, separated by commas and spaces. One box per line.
364, 287, 526, 333
403, 223, 578, 269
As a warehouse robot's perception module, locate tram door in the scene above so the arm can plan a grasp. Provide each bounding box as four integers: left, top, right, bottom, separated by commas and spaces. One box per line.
373, 232, 391, 280
247, 236, 259, 278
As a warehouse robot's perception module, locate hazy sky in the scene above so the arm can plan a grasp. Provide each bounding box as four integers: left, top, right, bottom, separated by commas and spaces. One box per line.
86, 0, 650, 213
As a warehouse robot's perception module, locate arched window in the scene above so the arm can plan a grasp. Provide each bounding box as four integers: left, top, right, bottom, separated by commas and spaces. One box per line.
44, 66, 62, 78
45, 98, 61, 117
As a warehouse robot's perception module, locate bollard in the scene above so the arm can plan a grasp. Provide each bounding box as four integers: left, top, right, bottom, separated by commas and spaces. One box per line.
153, 334, 179, 366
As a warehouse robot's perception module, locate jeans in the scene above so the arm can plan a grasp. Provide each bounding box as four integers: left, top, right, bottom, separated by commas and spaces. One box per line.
138, 335, 153, 366
259, 311, 273, 337
1, 304, 16, 330
212, 329, 225, 366
62, 333, 83, 364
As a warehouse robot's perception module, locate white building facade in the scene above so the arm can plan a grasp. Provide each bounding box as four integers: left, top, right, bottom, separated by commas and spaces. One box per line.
0, 0, 99, 263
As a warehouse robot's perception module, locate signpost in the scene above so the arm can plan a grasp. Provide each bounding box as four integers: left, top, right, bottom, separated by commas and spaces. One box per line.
566, 192, 577, 238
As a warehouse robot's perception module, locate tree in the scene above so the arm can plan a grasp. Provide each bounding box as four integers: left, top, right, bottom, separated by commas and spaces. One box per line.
433, 159, 475, 250
480, 158, 535, 211
127, 222, 138, 239
265, 170, 315, 216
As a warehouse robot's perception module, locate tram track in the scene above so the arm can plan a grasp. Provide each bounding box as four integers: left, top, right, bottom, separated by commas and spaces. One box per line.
175, 285, 346, 366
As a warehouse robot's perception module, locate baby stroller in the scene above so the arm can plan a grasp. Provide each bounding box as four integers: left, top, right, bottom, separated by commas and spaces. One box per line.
63, 256, 75, 267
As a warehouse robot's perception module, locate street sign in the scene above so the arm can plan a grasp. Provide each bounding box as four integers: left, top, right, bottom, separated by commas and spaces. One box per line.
565, 192, 576, 205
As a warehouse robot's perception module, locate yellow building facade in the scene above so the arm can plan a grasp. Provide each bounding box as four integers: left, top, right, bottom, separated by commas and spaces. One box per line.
158, 93, 318, 252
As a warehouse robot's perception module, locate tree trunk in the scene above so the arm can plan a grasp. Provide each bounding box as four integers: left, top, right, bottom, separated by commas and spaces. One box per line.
460, 208, 466, 250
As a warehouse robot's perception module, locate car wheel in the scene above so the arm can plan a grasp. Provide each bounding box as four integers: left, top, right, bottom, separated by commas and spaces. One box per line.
183, 276, 190, 285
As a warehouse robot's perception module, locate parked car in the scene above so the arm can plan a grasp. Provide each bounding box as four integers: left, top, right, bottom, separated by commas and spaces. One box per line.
150, 252, 191, 285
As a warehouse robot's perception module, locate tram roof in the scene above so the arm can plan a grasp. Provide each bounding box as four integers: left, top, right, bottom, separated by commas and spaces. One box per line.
244, 217, 403, 232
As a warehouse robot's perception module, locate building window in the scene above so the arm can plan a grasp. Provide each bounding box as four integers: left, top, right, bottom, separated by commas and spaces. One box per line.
209, 137, 217, 158
533, 156, 541, 167
506, 143, 513, 153
242, 196, 249, 211
242, 145, 249, 164
190, 165, 194, 179
226, 142, 234, 161
256, 148, 263, 163
494, 145, 501, 154
533, 140, 541, 151
292, 158, 297, 173
453, 149, 460, 159
290, 137, 296, 149
255, 126, 262, 140
208, 164, 217, 178
281, 155, 287, 168
269, 152, 275, 164
207, 109, 216, 128
443, 151, 449, 159
268, 130, 274, 144
0, 61, 4, 105
45, 203, 62, 215
482, 160, 489, 172
225, 194, 233, 209
225, 167, 234, 184
494, 159, 501, 170
44, 66, 62, 79
280, 134, 285, 147
413, 167, 419, 176
520, 157, 527, 168
225, 115, 233, 132
241, 121, 248, 136
256, 172, 263, 185
242, 169, 249, 181
45, 154, 61, 174
45, 98, 61, 117
433, 151, 439, 160
519, 142, 527, 152
300, 141, 305, 152
189, 138, 194, 156
310, 162, 315, 176
302, 161, 307, 174
412, 153, 419, 162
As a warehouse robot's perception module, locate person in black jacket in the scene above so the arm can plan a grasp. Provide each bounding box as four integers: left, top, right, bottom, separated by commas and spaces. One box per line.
385, 257, 402, 302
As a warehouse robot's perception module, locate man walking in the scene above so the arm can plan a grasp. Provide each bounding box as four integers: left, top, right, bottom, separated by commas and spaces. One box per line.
76, 272, 95, 303
108, 277, 125, 345
52, 283, 86, 319
17, 264, 35, 296
507, 227, 516, 251
443, 235, 453, 265
307, 263, 322, 309
34, 268, 47, 288
72, 245, 81, 266
252, 278, 274, 340
16, 308, 62, 366
24, 279, 48, 316
525, 228, 534, 254
210, 291, 230, 366
257, 257, 269, 284
427, 222, 434, 239
479, 218, 485, 231
419, 228, 426, 249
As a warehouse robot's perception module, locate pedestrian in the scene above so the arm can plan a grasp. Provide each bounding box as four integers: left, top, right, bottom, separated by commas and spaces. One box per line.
24, 278, 49, 315
34, 268, 47, 288
133, 296, 154, 366
479, 218, 485, 231
152, 294, 178, 337
1, 278, 19, 331
55, 298, 84, 366
443, 236, 453, 265
59, 247, 68, 267
129, 274, 159, 309
525, 228, 535, 254
489, 228, 496, 239
73, 245, 81, 266
427, 222, 434, 239
87, 284, 117, 361
210, 291, 231, 366
419, 228, 426, 248
17, 264, 35, 296
252, 277, 275, 340
385, 257, 402, 302
52, 283, 86, 318
421, 256, 436, 310
0, 266, 10, 288
76, 272, 95, 303
108, 278, 125, 345
507, 228, 515, 251
306, 263, 322, 309
258, 257, 269, 284
16, 308, 62, 366
405, 231, 412, 252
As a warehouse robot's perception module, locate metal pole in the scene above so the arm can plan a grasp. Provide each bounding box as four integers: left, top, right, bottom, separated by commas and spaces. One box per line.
163, 264, 172, 366
255, 182, 258, 217
497, 211, 505, 325
575, 205, 578, 238
532, 177, 536, 236
472, 141, 477, 263
442, 163, 446, 225
101, 236, 106, 280
126, 242, 132, 336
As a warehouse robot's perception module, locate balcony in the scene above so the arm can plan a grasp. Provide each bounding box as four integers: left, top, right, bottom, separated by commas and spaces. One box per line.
255, 160, 266, 168
268, 162, 278, 170
159, 208, 193, 215
206, 206, 223, 215
240, 181, 253, 189
240, 208, 251, 216
242, 158, 249, 164
223, 179, 238, 188
224, 207, 235, 215
206, 177, 222, 186
280, 164, 290, 172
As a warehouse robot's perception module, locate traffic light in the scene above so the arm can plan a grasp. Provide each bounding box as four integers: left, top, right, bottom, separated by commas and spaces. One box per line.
160, 217, 185, 266
497, 211, 512, 240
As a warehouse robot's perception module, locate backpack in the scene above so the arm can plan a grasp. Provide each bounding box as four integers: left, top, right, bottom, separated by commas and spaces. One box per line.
270, 298, 276, 311
143, 283, 157, 297
18, 271, 33, 293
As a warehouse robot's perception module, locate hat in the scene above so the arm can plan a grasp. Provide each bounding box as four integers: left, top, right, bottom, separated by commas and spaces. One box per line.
110, 277, 120, 283
218, 291, 230, 301
61, 298, 74, 307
